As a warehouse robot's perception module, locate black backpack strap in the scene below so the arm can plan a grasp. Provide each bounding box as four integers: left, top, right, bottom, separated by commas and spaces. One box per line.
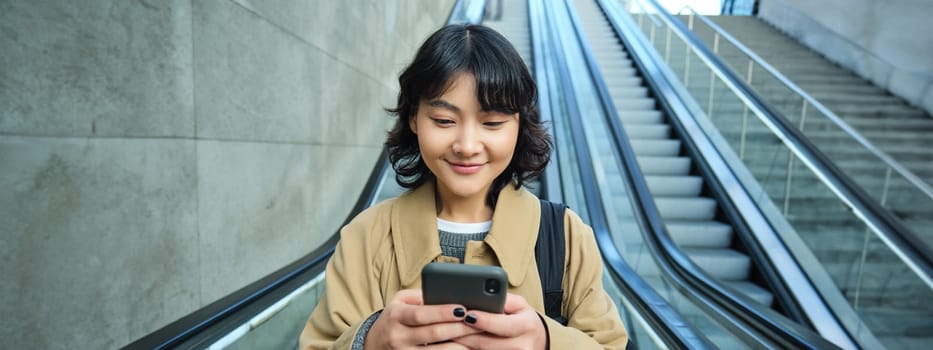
535, 199, 569, 326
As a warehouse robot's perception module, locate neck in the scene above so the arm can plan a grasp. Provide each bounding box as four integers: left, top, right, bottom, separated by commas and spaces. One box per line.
435, 185, 493, 223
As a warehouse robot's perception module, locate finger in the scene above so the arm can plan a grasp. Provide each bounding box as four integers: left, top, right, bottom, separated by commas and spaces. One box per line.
461, 309, 538, 337
397, 304, 469, 327
424, 340, 473, 350
410, 322, 486, 345
389, 288, 424, 305
503, 293, 532, 314
451, 332, 507, 349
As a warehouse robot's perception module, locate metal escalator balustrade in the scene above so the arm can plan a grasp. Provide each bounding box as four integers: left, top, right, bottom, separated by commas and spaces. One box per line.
628, 0, 933, 348
529, 0, 723, 347
580, 0, 776, 310
533, 0, 716, 347
562, 0, 847, 348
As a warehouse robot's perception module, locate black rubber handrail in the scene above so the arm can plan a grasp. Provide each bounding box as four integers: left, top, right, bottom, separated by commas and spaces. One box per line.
123, 3, 484, 349
646, 0, 933, 279
529, 0, 563, 204
562, 0, 843, 348
534, 0, 715, 348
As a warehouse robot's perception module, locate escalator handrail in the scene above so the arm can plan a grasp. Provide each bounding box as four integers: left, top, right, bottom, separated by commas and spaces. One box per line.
529, 0, 564, 204
635, 0, 933, 286
123, 3, 484, 349
680, 5, 933, 201
535, 0, 716, 348
591, 0, 853, 343
566, 0, 846, 348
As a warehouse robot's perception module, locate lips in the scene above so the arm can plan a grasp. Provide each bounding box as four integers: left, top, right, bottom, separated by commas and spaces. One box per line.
447, 161, 484, 175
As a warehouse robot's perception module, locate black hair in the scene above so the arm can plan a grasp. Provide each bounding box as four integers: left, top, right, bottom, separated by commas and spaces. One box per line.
385, 24, 551, 208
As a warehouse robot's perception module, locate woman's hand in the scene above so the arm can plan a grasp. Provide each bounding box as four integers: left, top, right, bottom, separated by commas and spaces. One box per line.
364, 289, 484, 349
451, 293, 548, 350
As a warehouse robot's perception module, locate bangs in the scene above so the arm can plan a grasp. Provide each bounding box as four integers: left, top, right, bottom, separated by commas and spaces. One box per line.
473, 54, 534, 115
466, 26, 535, 114
412, 25, 535, 115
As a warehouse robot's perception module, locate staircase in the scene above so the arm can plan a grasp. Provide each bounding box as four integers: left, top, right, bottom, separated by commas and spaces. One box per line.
670, 14, 933, 349
685, 16, 933, 242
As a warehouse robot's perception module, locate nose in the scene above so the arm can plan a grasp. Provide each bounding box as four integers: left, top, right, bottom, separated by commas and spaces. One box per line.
452, 126, 482, 157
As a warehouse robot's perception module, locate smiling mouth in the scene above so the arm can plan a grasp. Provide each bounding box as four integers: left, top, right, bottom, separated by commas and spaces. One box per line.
447, 161, 484, 175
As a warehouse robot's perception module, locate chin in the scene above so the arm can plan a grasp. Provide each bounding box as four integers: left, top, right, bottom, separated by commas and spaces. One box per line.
449, 188, 486, 199
441, 181, 489, 199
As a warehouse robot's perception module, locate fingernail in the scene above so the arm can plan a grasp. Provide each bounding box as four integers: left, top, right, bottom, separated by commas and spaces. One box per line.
453, 307, 465, 318
464, 314, 477, 324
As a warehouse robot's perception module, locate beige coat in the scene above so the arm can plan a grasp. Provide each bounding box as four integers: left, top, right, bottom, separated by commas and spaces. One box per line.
299, 182, 628, 349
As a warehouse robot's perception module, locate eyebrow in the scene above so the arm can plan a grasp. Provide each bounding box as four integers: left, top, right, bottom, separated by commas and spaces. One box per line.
427, 99, 460, 113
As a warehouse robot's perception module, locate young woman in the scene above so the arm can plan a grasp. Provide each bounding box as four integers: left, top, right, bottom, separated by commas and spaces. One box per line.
300, 24, 628, 349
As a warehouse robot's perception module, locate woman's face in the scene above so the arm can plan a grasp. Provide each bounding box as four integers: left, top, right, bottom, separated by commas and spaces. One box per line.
410, 73, 520, 205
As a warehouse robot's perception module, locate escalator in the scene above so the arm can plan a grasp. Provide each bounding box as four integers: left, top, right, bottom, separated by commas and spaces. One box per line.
577, 0, 775, 310
125, 1, 712, 348
542, 0, 839, 347
622, 0, 933, 348
127, 0, 916, 348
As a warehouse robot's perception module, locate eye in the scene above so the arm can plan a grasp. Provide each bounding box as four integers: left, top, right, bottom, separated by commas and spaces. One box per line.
431, 118, 454, 126
483, 121, 508, 127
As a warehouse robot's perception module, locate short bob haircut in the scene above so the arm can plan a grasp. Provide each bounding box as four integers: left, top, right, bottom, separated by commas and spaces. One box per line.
386, 24, 551, 208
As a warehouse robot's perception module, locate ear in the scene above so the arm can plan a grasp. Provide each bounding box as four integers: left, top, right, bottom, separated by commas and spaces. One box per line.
409, 115, 418, 134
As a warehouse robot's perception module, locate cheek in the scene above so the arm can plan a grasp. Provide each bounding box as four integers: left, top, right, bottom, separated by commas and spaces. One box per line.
415, 129, 444, 158
492, 129, 521, 162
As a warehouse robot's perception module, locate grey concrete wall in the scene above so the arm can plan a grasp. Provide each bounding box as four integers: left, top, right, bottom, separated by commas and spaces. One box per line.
758, 0, 933, 115
0, 0, 454, 348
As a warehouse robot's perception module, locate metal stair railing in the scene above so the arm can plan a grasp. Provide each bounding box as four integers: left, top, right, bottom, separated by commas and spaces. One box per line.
626, 0, 933, 348
584, 0, 860, 347
575, 0, 849, 347
677, 5, 933, 241
629, 0, 933, 289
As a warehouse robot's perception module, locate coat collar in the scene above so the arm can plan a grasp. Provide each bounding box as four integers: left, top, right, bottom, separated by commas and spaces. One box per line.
391, 180, 541, 287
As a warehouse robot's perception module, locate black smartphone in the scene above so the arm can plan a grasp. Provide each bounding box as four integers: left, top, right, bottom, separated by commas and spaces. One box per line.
421, 262, 508, 313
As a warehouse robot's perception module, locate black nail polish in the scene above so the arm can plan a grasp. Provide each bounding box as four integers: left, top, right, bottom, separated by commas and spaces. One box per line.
464, 314, 477, 324
453, 308, 465, 317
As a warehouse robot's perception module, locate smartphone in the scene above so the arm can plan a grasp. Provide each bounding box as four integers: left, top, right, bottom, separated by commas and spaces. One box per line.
421, 262, 508, 313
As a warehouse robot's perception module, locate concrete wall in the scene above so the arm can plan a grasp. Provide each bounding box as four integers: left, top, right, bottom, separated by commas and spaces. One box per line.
758, 0, 933, 115
0, 0, 453, 348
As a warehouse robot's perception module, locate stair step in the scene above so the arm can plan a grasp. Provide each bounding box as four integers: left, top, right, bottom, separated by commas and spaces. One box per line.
636, 156, 692, 175
609, 86, 648, 98
631, 139, 681, 156
617, 110, 663, 123
683, 248, 751, 280
625, 124, 670, 139
614, 97, 656, 110
667, 220, 733, 248
655, 197, 717, 220
646, 175, 703, 196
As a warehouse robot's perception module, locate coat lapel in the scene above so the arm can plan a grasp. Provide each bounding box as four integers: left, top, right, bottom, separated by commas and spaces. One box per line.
484, 184, 541, 286
392, 181, 541, 287
392, 182, 442, 287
